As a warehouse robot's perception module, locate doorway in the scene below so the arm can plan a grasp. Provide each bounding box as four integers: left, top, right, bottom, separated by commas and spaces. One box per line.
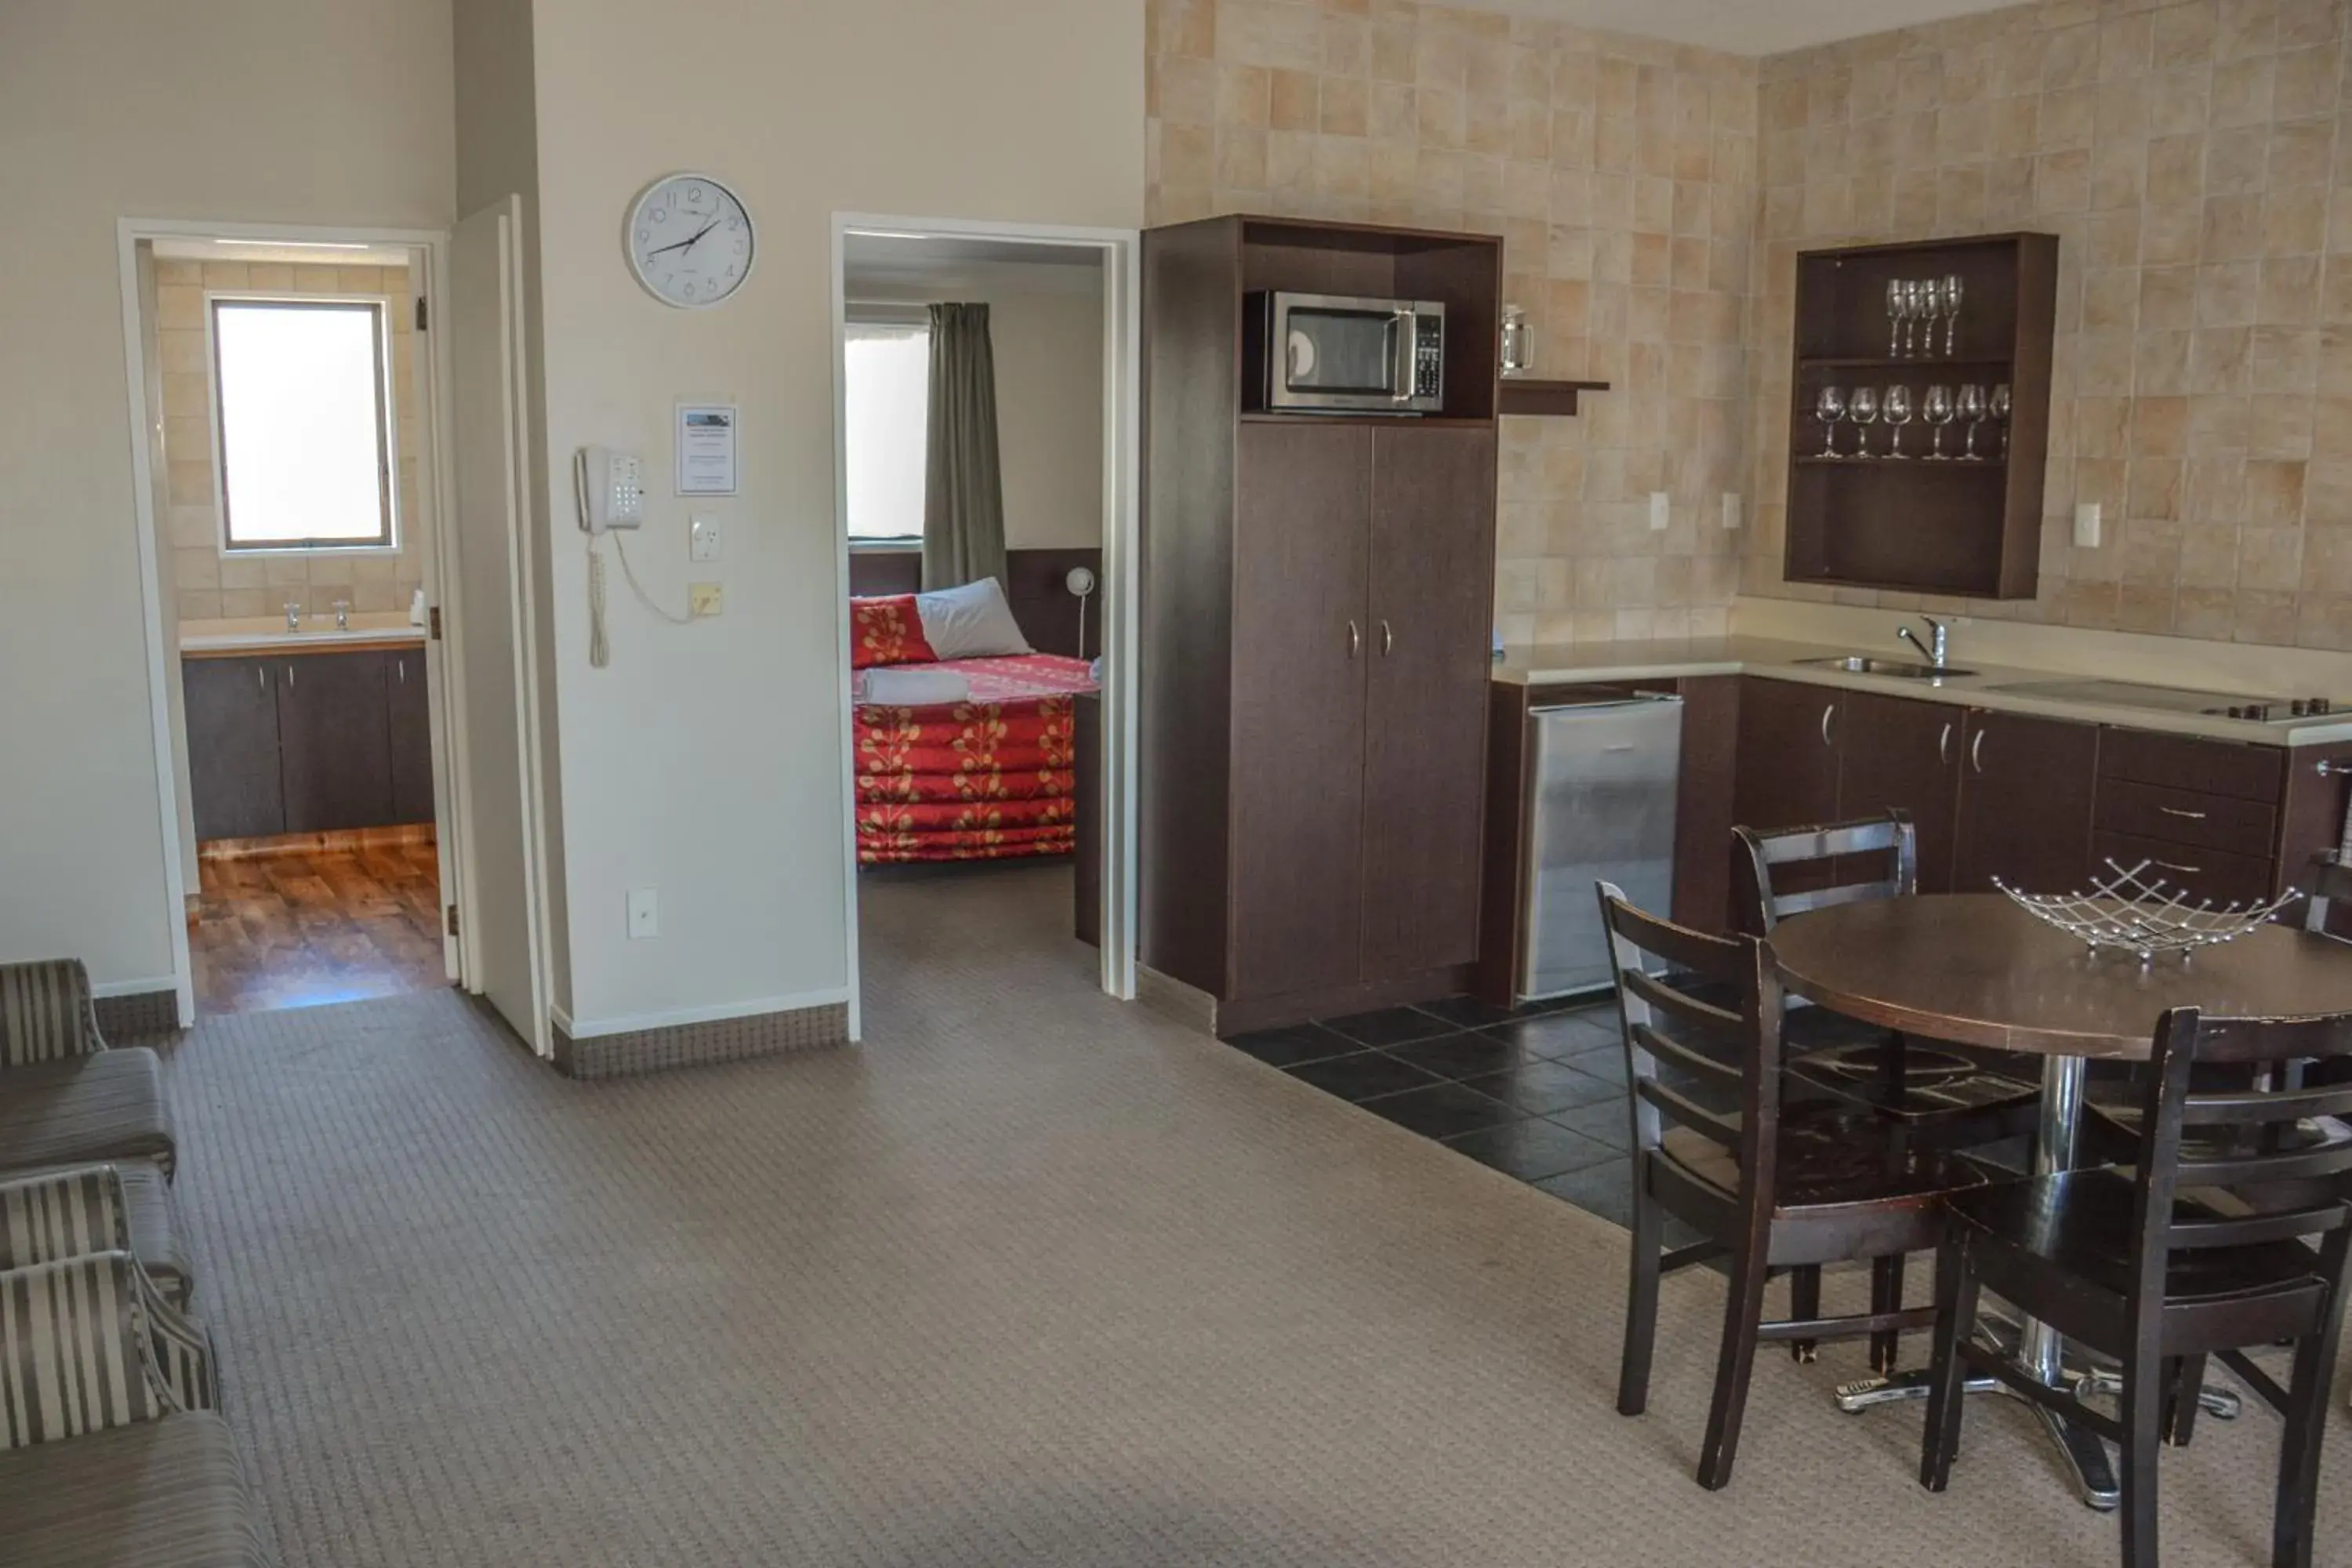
829, 216, 1140, 1022
118, 223, 464, 1020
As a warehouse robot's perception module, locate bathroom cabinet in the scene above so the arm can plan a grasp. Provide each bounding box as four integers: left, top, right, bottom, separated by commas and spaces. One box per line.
183, 645, 431, 841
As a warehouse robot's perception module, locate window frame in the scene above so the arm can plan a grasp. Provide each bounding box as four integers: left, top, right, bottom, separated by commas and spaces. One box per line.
841, 313, 931, 547
206, 293, 401, 555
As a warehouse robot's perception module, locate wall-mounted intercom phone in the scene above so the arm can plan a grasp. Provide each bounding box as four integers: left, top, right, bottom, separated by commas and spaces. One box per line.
575, 445, 645, 532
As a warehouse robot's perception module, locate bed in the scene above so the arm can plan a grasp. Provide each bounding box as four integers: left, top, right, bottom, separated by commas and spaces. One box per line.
853, 652, 1098, 865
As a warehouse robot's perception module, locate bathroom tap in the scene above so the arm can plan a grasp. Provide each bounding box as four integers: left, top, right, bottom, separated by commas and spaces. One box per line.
285, 601, 302, 633
1896, 615, 1948, 670
333, 600, 350, 631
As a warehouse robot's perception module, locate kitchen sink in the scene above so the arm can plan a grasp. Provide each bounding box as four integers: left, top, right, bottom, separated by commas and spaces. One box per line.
1795, 655, 1977, 680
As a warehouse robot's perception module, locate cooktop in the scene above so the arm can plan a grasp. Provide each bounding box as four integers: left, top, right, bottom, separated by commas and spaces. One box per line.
1996, 677, 2336, 724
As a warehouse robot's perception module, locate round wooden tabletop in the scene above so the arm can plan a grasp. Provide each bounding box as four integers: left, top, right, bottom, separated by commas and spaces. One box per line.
1768, 894, 2352, 1059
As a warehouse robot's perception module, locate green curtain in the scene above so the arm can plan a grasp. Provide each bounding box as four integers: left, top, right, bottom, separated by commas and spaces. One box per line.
920, 302, 1007, 592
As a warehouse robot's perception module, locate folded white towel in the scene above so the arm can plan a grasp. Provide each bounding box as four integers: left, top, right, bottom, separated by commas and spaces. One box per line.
858, 666, 971, 706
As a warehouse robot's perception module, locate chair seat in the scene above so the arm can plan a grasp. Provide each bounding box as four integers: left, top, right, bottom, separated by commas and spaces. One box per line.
1945, 1167, 2330, 1309
1661, 1102, 1998, 1214
0, 1413, 274, 1567
0, 1048, 176, 1179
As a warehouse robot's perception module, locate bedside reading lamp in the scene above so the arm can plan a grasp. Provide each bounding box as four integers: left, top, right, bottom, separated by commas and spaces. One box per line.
1065, 565, 1097, 660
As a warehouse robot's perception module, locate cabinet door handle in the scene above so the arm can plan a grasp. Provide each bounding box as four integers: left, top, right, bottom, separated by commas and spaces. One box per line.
2158, 805, 2207, 821
1939, 721, 1952, 764
256, 666, 265, 694
397, 659, 406, 684
285, 663, 295, 690
1969, 728, 1985, 775
1819, 703, 1835, 747
1379, 619, 1393, 655
1346, 619, 1360, 659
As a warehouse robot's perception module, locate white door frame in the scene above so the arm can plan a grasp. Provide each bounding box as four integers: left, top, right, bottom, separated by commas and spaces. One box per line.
829, 212, 1143, 1026
114, 216, 466, 1025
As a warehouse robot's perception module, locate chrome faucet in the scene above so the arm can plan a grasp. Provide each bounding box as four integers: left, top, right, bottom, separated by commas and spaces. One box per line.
285, 601, 302, 633
1896, 615, 1948, 670
333, 600, 350, 631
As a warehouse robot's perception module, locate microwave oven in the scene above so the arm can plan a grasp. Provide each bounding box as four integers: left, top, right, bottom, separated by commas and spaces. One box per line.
1250, 291, 1445, 415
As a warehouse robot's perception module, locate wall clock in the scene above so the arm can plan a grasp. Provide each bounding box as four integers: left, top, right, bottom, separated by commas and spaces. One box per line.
626, 172, 756, 309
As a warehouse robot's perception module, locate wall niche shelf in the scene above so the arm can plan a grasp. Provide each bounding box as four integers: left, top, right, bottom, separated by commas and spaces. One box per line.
1498, 378, 1610, 417
1784, 233, 2056, 601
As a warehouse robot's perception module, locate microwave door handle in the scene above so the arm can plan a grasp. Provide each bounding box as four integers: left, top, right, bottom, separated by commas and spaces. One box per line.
1391, 308, 1416, 403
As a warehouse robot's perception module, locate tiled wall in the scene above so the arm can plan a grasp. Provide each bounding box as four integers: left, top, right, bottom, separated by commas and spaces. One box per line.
154, 260, 423, 624
1146, 0, 1757, 642
1747, 0, 2352, 649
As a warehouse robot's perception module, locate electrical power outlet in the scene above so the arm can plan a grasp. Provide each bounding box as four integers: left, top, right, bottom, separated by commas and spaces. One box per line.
689, 582, 724, 618
2074, 503, 2102, 549
1721, 492, 1741, 530
627, 887, 659, 940
690, 514, 724, 562
1648, 491, 1671, 532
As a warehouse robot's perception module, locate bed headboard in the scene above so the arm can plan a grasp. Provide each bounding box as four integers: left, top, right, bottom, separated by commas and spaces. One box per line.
848, 546, 1103, 659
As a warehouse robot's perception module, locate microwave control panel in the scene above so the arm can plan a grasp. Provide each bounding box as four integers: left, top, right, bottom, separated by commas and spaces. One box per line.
1414, 316, 1444, 400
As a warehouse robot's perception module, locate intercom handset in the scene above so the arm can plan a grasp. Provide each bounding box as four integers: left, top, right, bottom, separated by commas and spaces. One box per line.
575, 446, 645, 532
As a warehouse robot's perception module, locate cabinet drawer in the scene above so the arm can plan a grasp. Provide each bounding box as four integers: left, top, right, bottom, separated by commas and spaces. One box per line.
2091, 831, 2274, 905
2093, 778, 2276, 858
2098, 728, 2284, 802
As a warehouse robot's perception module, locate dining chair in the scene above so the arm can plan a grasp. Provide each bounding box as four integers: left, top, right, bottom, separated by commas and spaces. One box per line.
1597, 880, 2000, 1490
1919, 1004, 2352, 1568
1733, 811, 2040, 1369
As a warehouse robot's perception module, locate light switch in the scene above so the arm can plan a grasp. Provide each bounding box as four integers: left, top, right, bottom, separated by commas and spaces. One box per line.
627, 887, 659, 940
690, 513, 724, 562
689, 582, 724, 618
1649, 491, 1671, 532
1721, 492, 1741, 530
2074, 503, 2102, 549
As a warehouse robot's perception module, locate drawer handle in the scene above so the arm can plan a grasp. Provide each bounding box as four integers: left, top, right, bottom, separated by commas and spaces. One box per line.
2148, 857, 2202, 876
2158, 805, 2208, 821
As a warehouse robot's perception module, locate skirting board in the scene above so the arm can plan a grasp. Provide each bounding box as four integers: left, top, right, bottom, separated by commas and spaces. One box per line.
94, 988, 181, 1040
552, 999, 850, 1080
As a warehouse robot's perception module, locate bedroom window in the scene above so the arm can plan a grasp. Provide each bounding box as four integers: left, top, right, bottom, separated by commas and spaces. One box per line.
211, 298, 396, 550
844, 320, 929, 543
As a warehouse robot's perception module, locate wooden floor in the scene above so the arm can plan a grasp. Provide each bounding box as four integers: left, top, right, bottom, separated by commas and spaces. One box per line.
191, 840, 448, 1015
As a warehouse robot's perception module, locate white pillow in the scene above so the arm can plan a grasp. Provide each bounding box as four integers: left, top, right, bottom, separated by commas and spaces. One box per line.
916, 576, 1032, 659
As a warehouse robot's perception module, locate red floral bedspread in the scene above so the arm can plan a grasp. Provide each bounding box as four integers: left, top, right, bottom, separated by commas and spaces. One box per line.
853, 654, 1096, 864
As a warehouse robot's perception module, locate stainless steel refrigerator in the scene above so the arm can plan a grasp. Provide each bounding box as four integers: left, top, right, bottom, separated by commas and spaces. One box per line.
1517, 695, 1683, 1000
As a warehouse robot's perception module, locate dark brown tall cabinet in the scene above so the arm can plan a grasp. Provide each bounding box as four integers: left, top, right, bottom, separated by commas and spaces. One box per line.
1142, 215, 1503, 1035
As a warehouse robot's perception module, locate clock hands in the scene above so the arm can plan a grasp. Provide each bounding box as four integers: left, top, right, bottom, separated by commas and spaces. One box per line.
646, 215, 722, 258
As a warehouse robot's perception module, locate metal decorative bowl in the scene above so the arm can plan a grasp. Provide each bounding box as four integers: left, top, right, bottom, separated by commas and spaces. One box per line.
1996, 859, 2300, 967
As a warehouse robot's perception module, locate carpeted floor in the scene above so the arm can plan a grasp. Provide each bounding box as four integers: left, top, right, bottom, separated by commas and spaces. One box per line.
151, 863, 2352, 1566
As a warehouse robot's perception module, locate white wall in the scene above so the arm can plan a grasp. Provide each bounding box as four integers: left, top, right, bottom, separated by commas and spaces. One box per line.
526, 0, 1144, 1029
0, 1, 454, 989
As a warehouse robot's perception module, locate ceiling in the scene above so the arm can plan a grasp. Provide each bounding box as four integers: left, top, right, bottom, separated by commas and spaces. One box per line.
1501, 0, 2026, 55
152, 238, 410, 267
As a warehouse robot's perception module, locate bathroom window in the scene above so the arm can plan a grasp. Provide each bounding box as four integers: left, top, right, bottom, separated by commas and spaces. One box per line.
211, 298, 395, 550
843, 321, 929, 543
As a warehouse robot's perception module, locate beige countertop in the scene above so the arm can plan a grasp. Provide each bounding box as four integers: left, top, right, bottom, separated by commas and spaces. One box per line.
180, 613, 426, 655
1493, 635, 2352, 749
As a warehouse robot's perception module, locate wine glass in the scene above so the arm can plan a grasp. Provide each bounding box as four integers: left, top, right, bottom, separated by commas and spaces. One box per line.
1922, 384, 1955, 459
1957, 383, 1988, 458
1991, 383, 2013, 456
1814, 386, 1848, 458
1886, 279, 1907, 358
1904, 281, 1930, 355
1884, 385, 1915, 458
1849, 387, 1881, 456
1940, 274, 1964, 356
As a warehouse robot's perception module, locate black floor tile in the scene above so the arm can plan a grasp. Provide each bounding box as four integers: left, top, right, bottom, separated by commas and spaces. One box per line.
1460, 1058, 1624, 1116
1382, 1030, 1552, 1080
1410, 994, 1526, 1029
1441, 1117, 1617, 1181
1547, 1098, 1633, 1150
1319, 1006, 1463, 1048
1223, 1022, 1363, 1069
1474, 1011, 1622, 1062
1284, 1051, 1442, 1102
1357, 1081, 1527, 1139
1537, 1161, 1632, 1228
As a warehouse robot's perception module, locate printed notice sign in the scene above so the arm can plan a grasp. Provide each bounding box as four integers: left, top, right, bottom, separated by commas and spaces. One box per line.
676, 402, 739, 495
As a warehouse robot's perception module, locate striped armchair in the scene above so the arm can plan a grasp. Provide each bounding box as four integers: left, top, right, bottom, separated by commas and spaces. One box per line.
1, 1164, 195, 1309
0, 1254, 271, 1568
0, 960, 178, 1181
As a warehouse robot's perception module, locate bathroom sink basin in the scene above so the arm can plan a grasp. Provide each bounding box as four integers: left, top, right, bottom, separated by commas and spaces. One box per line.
1795, 655, 1977, 681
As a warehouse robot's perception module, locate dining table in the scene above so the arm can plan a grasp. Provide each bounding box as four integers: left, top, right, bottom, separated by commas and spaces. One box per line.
1768, 891, 2352, 1511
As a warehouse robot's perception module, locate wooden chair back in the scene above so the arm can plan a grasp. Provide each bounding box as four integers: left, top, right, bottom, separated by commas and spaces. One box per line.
1596, 880, 1785, 1213
1732, 810, 1917, 934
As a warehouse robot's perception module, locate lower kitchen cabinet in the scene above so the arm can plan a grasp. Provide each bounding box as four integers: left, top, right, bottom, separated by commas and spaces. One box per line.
1836, 691, 1964, 893
183, 646, 430, 841
1950, 710, 2099, 894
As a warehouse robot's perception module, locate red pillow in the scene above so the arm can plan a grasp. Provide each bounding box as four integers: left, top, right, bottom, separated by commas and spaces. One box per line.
849, 594, 938, 670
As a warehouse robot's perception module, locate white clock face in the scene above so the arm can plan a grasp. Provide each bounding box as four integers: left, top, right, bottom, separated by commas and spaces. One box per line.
626, 174, 755, 309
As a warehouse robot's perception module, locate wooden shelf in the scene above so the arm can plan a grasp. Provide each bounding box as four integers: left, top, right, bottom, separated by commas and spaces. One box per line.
1791, 453, 2009, 467
1798, 355, 2013, 371
1497, 378, 1610, 417
1240, 411, 1494, 429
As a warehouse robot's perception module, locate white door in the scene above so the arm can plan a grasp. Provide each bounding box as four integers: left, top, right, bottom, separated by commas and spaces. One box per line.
448, 198, 550, 1054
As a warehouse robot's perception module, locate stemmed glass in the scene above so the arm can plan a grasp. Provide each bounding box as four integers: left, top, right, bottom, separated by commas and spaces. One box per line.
1815, 386, 1848, 458
1907, 281, 1934, 355
1957, 383, 1988, 459
1886, 280, 1907, 358
1991, 383, 2013, 457
1884, 385, 1915, 458
1922, 385, 1955, 459
1849, 387, 1881, 457
1940, 274, 1964, 356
